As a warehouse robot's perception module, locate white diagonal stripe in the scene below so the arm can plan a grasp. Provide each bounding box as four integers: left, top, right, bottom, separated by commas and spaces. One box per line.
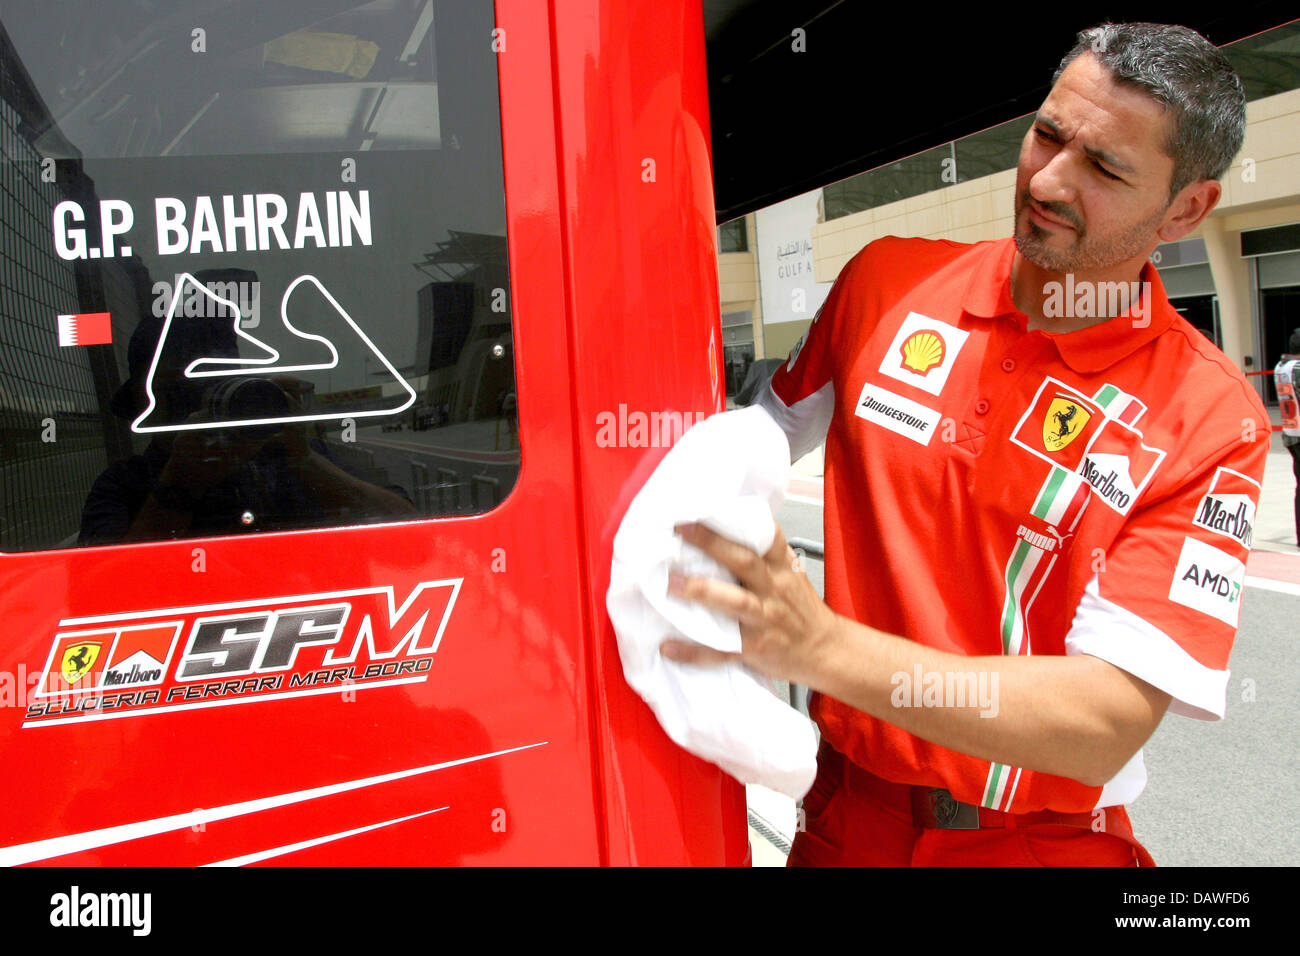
0, 741, 545, 866
203, 808, 446, 866
1244, 575, 1300, 596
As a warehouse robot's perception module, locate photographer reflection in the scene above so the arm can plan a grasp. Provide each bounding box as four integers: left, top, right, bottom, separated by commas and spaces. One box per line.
80, 301, 414, 546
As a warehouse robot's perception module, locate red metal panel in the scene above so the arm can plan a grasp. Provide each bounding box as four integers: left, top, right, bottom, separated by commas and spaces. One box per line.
0, 0, 744, 866
543, 0, 748, 865
0, 10, 600, 868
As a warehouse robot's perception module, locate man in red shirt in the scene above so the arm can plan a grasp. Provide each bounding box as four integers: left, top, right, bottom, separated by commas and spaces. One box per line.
663, 22, 1270, 865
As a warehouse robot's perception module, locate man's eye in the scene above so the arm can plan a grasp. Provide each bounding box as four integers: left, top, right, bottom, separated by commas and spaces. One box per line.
1094, 162, 1121, 181
1034, 127, 1056, 142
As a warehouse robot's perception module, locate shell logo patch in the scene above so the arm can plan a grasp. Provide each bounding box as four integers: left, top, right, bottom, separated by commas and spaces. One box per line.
878, 312, 969, 396
899, 330, 946, 376
1042, 396, 1092, 452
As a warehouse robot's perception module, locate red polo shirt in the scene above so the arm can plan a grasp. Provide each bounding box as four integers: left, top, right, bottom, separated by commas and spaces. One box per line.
760, 236, 1270, 814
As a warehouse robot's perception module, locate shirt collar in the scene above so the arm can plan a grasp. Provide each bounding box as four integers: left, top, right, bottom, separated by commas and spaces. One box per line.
962, 237, 1176, 374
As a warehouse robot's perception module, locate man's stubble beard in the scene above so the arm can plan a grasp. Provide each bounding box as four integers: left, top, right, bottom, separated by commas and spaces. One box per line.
1014, 194, 1167, 273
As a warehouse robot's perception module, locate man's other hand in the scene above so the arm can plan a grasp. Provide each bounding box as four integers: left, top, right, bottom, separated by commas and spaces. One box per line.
661, 520, 840, 687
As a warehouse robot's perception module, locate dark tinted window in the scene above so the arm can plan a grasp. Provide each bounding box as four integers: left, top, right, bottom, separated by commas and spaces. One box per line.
0, 0, 517, 552
718, 217, 747, 253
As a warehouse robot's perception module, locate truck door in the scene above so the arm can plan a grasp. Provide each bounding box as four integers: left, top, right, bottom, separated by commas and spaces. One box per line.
0, 0, 746, 867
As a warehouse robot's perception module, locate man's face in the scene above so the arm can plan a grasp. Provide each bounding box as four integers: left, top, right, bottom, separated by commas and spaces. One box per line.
1014, 52, 1179, 274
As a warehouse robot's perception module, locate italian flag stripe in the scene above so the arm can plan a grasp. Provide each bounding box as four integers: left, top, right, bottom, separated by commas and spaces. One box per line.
1000, 542, 1032, 654
1059, 471, 1091, 531
1118, 400, 1145, 425
987, 465, 1082, 810
1031, 467, 1065, 520
1034, 466, 1091, 530
1001, 542, 1050, 657
984, 763, 1006, 807
984, 762, 1025, 812
1020, 553, 1059, 657
1093, 382, 1147, 425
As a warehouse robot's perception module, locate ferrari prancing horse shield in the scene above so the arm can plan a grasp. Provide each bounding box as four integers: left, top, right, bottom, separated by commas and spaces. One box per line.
1043, 396, 1092, 452
61, 642, 102, 685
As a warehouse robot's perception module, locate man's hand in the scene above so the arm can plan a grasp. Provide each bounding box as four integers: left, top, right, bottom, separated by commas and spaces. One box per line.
660, 521, 841, 688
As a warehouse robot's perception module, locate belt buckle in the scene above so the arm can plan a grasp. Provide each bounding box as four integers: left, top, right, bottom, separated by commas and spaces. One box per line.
916, 787, 979, 830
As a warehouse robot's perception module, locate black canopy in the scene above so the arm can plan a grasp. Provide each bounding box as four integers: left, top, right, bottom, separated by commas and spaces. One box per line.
705, 1, 1298, 222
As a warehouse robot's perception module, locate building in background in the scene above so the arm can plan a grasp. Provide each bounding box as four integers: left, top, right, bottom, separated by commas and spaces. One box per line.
718, 21, 1300, 406
716, 213, 760, 398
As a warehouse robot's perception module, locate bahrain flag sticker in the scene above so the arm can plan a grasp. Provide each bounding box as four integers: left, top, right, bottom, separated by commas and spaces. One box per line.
57, 312, 112, 347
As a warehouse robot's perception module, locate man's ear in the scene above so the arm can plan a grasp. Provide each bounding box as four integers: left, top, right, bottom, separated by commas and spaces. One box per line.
1156, 179, 1221, 243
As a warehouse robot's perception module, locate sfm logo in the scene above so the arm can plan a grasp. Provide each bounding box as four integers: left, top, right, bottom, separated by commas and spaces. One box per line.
25, 580, 461, 727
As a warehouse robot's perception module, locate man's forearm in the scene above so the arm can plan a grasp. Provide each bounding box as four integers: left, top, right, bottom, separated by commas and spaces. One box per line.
809, 614, 1171, 787
662, 520, 1172, 789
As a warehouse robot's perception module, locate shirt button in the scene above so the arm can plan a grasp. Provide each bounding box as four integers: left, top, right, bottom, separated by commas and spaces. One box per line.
1001, 358, 1016, 373
975, 398, 990, 415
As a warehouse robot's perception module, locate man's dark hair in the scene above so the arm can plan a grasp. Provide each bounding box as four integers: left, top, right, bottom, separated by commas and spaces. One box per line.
1289, 328, 1300, 355
1055, 23, 1246, 199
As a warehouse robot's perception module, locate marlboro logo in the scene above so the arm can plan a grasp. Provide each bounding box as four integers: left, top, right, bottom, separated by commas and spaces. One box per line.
56, 312, 112, 347
1193, 467, 1259, 548
1077, 419, 1166, 516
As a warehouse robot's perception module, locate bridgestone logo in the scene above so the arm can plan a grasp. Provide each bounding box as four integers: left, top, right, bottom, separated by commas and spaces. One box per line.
1080, 458, 1131, 510
861, 395, 930, 431
855, 382, 940, 445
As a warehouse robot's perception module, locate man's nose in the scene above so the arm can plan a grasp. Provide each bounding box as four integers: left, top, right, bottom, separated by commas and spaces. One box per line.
1028, 150, 1078, 207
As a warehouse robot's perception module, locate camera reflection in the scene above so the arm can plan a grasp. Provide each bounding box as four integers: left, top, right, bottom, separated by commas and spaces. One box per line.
79, 301, 414, 545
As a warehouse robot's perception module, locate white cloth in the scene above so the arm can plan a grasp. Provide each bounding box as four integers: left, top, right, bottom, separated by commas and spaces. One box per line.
605, 405, 818, 799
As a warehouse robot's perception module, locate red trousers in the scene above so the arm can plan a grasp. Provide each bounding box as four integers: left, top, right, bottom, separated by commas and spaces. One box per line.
787, 744, 1154, 867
